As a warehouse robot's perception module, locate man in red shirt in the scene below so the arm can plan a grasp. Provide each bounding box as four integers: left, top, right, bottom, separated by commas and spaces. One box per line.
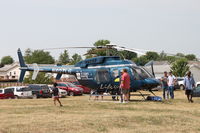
120, 69, 131, 103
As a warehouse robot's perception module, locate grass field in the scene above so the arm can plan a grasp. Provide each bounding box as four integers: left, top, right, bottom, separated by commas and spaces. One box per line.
0, 90, 200, 133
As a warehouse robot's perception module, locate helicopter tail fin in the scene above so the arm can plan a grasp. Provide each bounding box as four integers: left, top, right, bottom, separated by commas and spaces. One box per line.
17, 48, 28, 82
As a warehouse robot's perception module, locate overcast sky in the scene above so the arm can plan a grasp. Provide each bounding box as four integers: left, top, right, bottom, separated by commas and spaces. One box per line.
0, 0, 199, 61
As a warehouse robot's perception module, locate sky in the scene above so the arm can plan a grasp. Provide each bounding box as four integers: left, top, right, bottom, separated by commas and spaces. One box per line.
0, 0, 200, 61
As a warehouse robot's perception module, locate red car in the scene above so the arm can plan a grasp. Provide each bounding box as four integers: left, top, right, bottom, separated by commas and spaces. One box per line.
56, 82, 83, 96
72, 81, 91, 94
0, 88, 15, 99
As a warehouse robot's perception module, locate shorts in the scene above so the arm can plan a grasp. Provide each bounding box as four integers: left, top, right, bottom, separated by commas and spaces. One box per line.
53, 96, 59, 100
185, 90, 193, 95
121, 89, 130, 95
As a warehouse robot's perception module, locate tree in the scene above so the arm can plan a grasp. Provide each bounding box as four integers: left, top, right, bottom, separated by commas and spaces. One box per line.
146, 51, 159, 61
185, 54, 197, 61
70, 53, 82, 65
165, 56, 178, 63
86, 40, 110, 57
1, 56, 14, 65
133, 55, 149, 66
58, 50, 70, 64
170, 58, 189, 77
24, 49, 55, 64
159, 51, 167, 60
176, 53, 185, 57
24, 72, 53, 84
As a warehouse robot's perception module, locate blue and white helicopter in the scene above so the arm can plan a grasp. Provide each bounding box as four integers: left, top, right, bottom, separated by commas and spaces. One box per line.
17, 44, 160, 96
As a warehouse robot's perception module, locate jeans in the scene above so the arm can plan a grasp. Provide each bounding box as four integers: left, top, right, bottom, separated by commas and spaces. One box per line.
168, 86, 174, 99
163, 86, 169, 99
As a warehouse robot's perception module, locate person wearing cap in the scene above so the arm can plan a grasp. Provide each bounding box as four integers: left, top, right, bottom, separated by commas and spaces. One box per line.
120, 69, 130, 103
184, 71, 195, 103
161, 71, 169, 99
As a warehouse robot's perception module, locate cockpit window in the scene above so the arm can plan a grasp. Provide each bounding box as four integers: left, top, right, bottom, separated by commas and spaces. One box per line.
112, 69, 119, 78
133, 67, 150, 79
131, 68, 140, 80
96, 69, 110, 83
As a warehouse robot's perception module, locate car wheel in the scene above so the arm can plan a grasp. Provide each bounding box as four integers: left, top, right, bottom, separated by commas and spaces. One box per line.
14, 95, 19, 99
32, 94, 37, 99
180, 85, 185, 90
69, 92, 74, 96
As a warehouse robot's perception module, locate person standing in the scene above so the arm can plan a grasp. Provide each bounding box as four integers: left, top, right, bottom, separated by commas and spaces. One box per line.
52, 83, 63, 106
120, 69, 130, 103
167, 72, 176, 99
184, 71, 195, 103
161, 71, 169, 99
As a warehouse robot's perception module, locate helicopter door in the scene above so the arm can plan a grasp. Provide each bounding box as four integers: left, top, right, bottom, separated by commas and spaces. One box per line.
110, 68, 120, 85
144, 61, 155, 78
95, 69, 111, 84
130, 68, 142, 90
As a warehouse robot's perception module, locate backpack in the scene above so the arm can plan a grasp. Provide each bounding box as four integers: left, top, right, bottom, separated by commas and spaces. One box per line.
146, 96, 162, 101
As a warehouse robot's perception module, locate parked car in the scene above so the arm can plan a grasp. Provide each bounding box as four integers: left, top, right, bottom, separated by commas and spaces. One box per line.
71, 81, 91, 94
56, 82, 83, 96
6, 86, 33, 99
28, 84, 52, 98
196, 81, 200, 87
48, 86, 68, 98
176, 77, 185, 90
192, 86, 200, 97
0, 88, 15, 99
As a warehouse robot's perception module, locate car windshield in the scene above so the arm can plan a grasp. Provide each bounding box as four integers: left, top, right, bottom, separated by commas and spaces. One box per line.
177, 78, 184, 81
67, 83, 77, 87
0, 90, 2, 93
18, 87, 30, 92
72, 82, 80, 85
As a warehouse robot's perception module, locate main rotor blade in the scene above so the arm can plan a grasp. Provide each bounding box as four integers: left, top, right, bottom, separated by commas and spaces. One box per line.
40, 46, 95, 50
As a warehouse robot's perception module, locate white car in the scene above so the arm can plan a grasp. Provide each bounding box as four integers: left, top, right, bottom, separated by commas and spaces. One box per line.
176, 77, 185, 90
177, 78, 200, 89
6, 86, 33, 99
48, 86, 68, 98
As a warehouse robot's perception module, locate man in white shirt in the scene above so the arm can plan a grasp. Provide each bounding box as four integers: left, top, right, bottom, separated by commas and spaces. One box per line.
167, 72, 176, 99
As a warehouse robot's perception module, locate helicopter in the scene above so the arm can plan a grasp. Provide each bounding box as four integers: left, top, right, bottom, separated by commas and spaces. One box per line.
17, 44, 160, 97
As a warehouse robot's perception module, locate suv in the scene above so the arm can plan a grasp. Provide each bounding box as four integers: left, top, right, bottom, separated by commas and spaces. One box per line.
28, 84, 52, 98
57, 82, 83, 96
6, 86, 33, 99
0, 88, 14, 99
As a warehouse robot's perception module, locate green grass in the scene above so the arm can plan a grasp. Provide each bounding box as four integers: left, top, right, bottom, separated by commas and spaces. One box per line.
0, 90, 200, 133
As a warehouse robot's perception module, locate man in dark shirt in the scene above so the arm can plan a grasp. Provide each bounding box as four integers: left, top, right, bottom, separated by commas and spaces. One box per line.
52, 83, 63, 106
161, 71, 169, 99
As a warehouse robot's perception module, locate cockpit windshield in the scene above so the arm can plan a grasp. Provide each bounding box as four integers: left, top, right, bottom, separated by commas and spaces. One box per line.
132, 67, 152, 79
